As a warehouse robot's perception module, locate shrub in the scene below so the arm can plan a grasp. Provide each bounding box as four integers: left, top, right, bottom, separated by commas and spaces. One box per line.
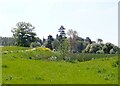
96, 50, 104, 54
30, 42, 41, 48
110, 49, 115, 54
48, 56, 57, 61
2, 65, 8, 68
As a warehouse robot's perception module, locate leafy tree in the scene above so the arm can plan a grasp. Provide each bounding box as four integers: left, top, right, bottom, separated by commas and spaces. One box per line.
11, 22, 36, 47
109, 45, 119, 54
76, 41, 85, 53
96, 50, 104, 54
76, 37, 84, 42
42, 37, 46, 44
102, 42, 114, 54
110, 49, 115, 54
83, 44, 91, 53
52, 39, 60, 50
45, 35, 54, 50
58, 39, 70, 57
36, 37, 42, 45
30, 42, 41, 48
97, 38, 103, 44
83, 43, 102, 53
85, 37, 92, 44
1, 37, 16, 46
58, 25, 66, 41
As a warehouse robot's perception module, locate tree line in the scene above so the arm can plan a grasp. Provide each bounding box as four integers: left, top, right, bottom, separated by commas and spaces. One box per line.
1, 22, 120, 54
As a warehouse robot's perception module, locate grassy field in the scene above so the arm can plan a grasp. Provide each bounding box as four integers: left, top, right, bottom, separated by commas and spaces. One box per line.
2, 46, 118, 84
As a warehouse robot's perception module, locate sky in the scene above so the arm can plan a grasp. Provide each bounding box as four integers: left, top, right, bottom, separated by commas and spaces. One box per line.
0, 0, 119, 46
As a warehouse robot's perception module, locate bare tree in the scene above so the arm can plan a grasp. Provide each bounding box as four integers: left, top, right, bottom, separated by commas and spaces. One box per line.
67, 29, 78, 52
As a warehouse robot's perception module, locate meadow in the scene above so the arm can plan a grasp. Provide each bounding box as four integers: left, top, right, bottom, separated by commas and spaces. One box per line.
1, 46, 119, 84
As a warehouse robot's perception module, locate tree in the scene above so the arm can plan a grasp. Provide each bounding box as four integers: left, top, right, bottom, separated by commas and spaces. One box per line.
58, 39, 70, 57
52, 39, 60, 51
45, 35, 54, 50
42, 37, 46, 44
102, 42, 113, 54
83, 43, 102, 53
97, 38, 103, 44
1, 37, 16, 46
85, 37, 92, 44
35, 37, 42, 45
58, 25, 66, 41
30, 42, 41, 48
11, 22, 37, 47
89, 44, 102, 53
110, 49, 115, 54
76, 41, 85, 53
67, 29, 78, 52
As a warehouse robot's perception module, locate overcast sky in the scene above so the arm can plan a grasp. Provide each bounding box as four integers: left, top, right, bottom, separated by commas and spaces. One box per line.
0, 0, 118, 46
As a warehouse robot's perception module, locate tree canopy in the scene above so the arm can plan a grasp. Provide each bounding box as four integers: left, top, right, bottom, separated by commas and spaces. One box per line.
11, 22, 37, 47
5, 22, 119, 54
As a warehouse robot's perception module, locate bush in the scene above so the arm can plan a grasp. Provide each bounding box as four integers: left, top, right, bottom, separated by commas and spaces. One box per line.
30, 42, 41, 48
110, 49, 115, 54
96, 50, 104, 54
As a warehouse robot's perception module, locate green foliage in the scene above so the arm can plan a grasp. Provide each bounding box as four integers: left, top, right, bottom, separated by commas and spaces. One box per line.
102, 42, 113, 54
75, 41, 85, 53
96, 50, 104, 54
85, 37, 92, 44
58, 25, 66, 40
97, 38, 103, 44
58, 39, 70, 57
52, 39, 60, 50
2, 64, 8, 68
110, 49, 115, 54
0, 37, 16, 46
62, 53, 116, 62
11, 22, 37, 47
30, 42, 41, 48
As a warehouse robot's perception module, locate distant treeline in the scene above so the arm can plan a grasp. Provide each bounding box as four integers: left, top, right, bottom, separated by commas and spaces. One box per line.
0, 37, 16, 46
1, 22, 120, 54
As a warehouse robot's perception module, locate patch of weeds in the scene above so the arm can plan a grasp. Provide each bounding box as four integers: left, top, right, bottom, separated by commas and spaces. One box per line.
48, 56, 57, 61
104, 76, 109, 80
97, 68, 102, 73
112, 61, 118, 67
104, 73, 115, 80
34, 76, 44, 81
101, 59, 105, 61
11, 56, 16, 60
101, 58, 109, 61
97, 68, 106, 73
29, 57, 32, 59
2, 65, 8, 68
115, 60, 119, 65
5, 75, 13, 80
50, 79, 53, 82
69, 60, 78, 63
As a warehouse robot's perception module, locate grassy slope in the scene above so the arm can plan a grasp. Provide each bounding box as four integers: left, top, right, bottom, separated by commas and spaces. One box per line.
2, 46, 30, 52
2, 55, 118, 84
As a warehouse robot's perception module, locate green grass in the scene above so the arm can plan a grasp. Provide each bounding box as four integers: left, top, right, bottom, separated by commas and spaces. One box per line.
2, 46, 118, 84
2, 46, 30, 52
2, 56, 118, 84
